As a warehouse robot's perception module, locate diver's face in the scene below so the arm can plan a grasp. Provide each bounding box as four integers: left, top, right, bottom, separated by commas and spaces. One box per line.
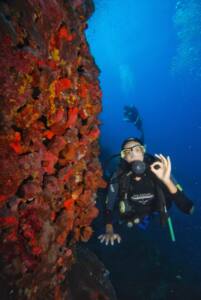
122, 141, 144, 163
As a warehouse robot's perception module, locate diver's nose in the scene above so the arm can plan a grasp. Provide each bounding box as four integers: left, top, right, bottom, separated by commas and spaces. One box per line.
130, 152, 138, 159
130, 153, 142, 160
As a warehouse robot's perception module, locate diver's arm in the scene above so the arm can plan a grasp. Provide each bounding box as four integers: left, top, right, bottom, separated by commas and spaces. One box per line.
98, 172, 122, 245
172, 190, 194, 214
162, 178, 177, 194
104, 171, 120, 223
150, 154, 194, 214
161, 181, 194, 214
166, 185, 194, 214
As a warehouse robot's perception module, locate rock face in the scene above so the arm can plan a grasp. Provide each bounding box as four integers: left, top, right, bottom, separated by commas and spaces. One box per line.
68, 245, 117, 300
0, 1, 107, 299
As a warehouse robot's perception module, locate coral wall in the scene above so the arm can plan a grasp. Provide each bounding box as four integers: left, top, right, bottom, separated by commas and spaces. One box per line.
0, 1, 106, 299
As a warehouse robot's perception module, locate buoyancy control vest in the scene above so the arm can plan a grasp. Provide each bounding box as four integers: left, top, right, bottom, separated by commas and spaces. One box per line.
117, 168, 168, 225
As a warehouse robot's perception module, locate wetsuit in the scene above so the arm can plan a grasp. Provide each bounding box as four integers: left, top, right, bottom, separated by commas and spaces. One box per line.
105, 169, 194, 225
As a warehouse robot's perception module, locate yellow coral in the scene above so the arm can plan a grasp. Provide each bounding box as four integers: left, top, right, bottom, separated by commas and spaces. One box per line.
48, 81, 56, 117
51, 48, 60, 62
66, 94, 77, 106
18, 74, 33, 95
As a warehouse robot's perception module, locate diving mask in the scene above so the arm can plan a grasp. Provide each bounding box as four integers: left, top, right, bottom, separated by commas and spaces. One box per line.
121, 144, 145, 159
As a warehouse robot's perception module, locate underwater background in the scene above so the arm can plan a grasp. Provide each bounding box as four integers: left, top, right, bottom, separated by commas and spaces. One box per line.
86, 0, 201, 299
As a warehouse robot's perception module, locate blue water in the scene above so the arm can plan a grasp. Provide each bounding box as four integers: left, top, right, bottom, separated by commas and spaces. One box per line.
86, 1, 201, 299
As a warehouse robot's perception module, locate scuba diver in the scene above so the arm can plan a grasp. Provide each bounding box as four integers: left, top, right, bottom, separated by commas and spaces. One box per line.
98, 137, 194, 246
123, 105, 144, 144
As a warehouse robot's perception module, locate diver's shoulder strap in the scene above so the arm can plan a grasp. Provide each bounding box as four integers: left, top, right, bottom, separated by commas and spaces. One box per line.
109, 168, 129, 184
154, 181, 170, 225
155, 183, 166, 207
118, 171, 133, 200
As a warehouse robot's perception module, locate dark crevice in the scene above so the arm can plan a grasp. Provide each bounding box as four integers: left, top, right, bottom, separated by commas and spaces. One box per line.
32, 86, 41, 99
15, 176, 33, 198
38, 115, 48, 128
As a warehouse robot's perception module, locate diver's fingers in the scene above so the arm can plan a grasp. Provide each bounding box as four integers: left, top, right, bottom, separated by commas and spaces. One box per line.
116, 235, 122, 243
160, 154, 171, 174
110, 236, 114, 246
98, 234, 122, 245
106, 235, 112, 246
155, 153, 165, 163
98, 234, 104, 240
159, 154, 168, 166
154, 154, 162, 160
155, 154, 168, 171
151, 161, 163, 167
113, 234, 121, 243
99, 235, 106, 244
167, 156, 171, 174
150, 161, 163, 171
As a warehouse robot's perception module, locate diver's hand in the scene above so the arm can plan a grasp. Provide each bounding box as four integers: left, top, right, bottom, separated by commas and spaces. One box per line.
98, 224, 121, 246
151, 154, 178, 193
150, 154, 171, 183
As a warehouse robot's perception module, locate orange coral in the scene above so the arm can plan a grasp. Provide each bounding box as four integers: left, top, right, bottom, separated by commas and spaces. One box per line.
43, 130, 55, 140
55, 78, 72, 96
58, 25, 75, 42
66, 107, 79, 128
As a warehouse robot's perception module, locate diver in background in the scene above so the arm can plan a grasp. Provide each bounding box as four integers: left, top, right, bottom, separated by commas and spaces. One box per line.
98, 137, 194, 246
123, 105, 144, 144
